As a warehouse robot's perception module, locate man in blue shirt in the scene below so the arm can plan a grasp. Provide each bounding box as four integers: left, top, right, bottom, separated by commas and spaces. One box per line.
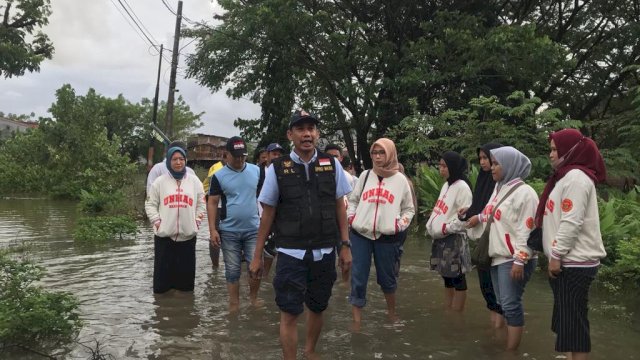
208, 136, 261, 312
250, 110, 352, 360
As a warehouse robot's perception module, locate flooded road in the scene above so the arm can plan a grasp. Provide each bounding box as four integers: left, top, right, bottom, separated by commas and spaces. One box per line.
1, 198, 638, 359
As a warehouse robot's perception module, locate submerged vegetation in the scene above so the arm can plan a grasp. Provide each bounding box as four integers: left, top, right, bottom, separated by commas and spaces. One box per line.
0, 250, 82, 355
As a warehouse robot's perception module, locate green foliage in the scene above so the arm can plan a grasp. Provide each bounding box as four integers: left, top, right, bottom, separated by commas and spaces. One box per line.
0, 85, 205, 198
78, 189, 127, 215
0, 251, 81, 349
391, 91, 581, 180
73, 215, 138, 242
0, 0, 54, 78
0, 128, 50, 194
596, 188, 640, 291
414, 164, 445, 217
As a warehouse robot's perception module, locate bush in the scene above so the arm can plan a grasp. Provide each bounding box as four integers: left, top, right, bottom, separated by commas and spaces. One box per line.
0, 252, 82, 351
78, 189, 127, 215
73, 215, 138, 242
596, 188, 640, 291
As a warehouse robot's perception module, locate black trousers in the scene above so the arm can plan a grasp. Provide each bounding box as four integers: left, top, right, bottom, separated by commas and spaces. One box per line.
549, 266, 598, 353
153, 235, 197, 293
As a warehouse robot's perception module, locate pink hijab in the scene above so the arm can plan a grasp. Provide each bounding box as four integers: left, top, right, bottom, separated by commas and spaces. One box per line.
370, 138, 399, 178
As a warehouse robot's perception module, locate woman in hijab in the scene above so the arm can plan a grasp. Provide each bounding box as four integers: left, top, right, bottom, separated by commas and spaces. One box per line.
347, 138, 415, 326
459, 143, 504, 327
426, 151, 473, 311
537, 129, 606, 360
466, 146, 538, 351
145, 146, 207, 294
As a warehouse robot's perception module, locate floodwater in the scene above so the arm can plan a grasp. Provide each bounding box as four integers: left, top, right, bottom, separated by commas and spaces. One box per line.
0, 198, 638, 359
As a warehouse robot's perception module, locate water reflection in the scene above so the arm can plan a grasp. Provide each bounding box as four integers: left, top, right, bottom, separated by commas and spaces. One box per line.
149, 292, 201, 359
0, 198, 638, 359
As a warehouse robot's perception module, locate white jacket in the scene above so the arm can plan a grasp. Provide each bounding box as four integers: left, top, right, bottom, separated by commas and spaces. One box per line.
348, 171, 415, 240
467, 179, 538, 266
426, 180, 472, 239
542, 169, 606, 267
145, 173, 207, 241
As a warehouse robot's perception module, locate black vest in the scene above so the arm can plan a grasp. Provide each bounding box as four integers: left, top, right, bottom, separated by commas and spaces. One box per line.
272, 153, 338, 249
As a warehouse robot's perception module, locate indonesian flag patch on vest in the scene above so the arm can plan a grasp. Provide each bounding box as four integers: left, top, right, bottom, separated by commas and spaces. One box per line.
318, 158, 331, 166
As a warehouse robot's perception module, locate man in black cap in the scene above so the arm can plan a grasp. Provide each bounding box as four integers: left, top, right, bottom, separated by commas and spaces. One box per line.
207, 136, 262, 311
266, 142, 285, 166
250, 109, 352, 359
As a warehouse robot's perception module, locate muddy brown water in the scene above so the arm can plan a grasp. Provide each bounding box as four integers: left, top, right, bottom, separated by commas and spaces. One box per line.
0, 198, 638, 359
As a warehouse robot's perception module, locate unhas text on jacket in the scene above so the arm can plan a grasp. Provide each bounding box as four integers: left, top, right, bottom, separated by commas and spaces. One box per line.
432, 199, 448, 215
362, 187, 396, 205
164, 188, 194, 208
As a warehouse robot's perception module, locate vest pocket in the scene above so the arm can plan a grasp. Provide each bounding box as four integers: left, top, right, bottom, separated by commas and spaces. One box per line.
277, 209, 301, 237
321, 209, 337, 236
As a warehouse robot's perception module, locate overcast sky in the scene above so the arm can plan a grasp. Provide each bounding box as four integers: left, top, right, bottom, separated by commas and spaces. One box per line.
0, 0, 260, 138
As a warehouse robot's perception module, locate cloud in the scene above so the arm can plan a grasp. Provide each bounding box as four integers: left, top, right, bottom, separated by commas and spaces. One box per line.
0, 0, 260, 138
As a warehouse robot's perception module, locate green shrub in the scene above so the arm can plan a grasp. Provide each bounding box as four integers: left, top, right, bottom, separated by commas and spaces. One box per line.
415, 164, 445, 217
78, 189, 127, 215
596, 188, 640, 291
0, 252, 82, 350
73, 215, 138, 242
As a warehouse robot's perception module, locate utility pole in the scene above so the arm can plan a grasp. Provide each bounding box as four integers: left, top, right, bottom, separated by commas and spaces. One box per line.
164, 0, 182, 138
147, 44, 163, 171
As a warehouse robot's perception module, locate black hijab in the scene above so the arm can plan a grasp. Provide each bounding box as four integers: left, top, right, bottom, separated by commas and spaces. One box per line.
461, 143, 503, 220
441, 151, 470, 187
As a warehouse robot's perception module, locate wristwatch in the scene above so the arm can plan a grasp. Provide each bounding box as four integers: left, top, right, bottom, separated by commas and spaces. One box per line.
339, 240, 351, 249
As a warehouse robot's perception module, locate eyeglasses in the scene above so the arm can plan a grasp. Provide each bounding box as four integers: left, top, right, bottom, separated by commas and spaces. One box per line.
370, 150, 386, 156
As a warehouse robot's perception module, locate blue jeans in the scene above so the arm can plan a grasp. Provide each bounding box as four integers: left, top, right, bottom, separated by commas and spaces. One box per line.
220, 230, 257, 283
349, 230, 404, 308
490, 259, 537, 327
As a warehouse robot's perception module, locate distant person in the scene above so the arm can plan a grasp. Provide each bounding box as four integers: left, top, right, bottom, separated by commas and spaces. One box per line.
426, 151, 472, 312
538, 129, 607, 360
202, 154, 226, 269
207, 136, 262, 312
257, 148, 268, 167
266, 142, 285, 165
325, 143, 357, 189
347, 138, 415, 326
261, 142, 285, 278
466, 146, 538, 351
145, 145, 206, 294
458, 143, 505, 328
249, 109, 352, 360
146, 141, 196, 195
341, 155, 357, 177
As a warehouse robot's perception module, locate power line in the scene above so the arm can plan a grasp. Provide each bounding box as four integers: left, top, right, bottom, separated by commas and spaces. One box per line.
110, 0, 156, 49
121, 0, 160, 45
115, 0, 158, 50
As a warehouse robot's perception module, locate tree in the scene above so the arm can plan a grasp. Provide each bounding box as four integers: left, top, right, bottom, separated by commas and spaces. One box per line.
389, 91, 581, 178
0, 0, 54, 78
186, 0, 639, 173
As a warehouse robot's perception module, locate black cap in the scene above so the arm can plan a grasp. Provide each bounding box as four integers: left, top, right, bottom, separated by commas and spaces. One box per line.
266, 143, 284, 152
289, 109, 319, 128
226, 136, 248, 157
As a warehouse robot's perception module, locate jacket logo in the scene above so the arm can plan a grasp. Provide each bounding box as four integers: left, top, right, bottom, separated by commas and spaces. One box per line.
561, 198, 573, 212
363, 187, 395, 205
546, 199, 555, 213
432, 199, 447, 214
164, 194, 194, 208
283, 160, 293, 168
526, 217, 534, 229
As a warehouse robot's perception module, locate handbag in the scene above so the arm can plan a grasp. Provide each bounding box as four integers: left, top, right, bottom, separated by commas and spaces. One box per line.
470, 183, 523, 269
527, 227, 543, 252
